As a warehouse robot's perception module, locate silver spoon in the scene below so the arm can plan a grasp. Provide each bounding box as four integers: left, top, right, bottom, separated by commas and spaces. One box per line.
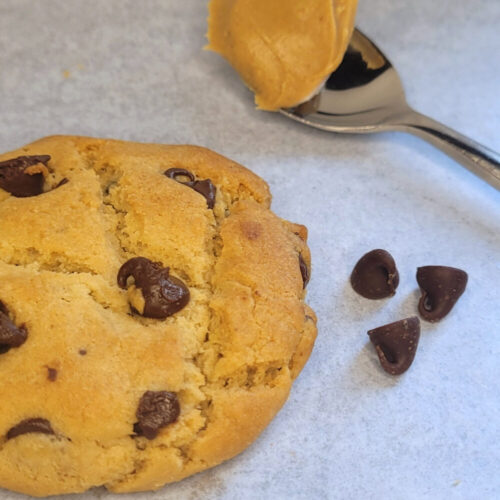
280, 28, 500, 191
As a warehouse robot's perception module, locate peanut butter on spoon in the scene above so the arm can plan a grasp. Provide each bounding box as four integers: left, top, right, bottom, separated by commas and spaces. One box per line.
206, 0, 358, 110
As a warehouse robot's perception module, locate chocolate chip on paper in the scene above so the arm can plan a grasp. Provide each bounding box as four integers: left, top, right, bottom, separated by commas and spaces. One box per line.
351, 249, 399, 299
416, 266, 468, 322
368, 317, 420, 375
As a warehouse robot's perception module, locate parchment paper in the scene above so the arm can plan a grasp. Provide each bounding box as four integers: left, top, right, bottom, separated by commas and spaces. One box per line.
1, 1, 499, 498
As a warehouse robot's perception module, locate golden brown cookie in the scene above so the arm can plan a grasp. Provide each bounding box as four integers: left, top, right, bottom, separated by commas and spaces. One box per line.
0, 136, 317, 496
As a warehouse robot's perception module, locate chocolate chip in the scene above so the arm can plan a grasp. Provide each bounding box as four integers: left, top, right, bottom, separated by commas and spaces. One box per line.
368, 317, 420, 375
55, 177, 69, 188
351, 249, 399, 299
0, 155, 50, 197
78, 349, 87, 356
6, 418, 55, 440
164, 167, 195, 183
47, 367, 58, 381
117, 257, 190, 319
416, 266, 468, 322
299, 254, 310, 288
164, 167, 216, 209
191, 179, 216, 209
134, 391, 180, 439
0, 301, 28, 353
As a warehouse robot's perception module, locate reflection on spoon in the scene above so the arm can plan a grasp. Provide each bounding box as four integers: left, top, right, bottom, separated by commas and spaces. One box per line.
282, 29, 500, 191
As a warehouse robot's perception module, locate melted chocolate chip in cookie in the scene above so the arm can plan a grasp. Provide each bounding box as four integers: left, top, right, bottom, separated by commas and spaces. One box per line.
299, 254, 310, 288
47, 367, 58, 381
164, 167, 216, 209
417, 266, 468, 322
6, 418, 55, 440
0, 301, 28, 354
368, 317, 420, 375
0, 155, 50, 197
351, 249, 399, 299
117, 257, 190, 319
134, 391, 180, 440
54, 177, 69, 188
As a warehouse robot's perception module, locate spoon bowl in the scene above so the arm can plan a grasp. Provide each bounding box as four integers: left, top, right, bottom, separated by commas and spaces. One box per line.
280, 29, 500, 190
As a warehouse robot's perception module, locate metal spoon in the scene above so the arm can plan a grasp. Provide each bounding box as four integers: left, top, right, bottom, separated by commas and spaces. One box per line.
280, 28, 500, 191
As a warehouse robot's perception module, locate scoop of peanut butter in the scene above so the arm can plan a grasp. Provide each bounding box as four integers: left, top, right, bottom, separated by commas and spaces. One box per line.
207, 0, 358, 110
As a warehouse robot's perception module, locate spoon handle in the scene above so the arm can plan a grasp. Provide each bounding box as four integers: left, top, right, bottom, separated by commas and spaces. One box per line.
394, 109, 500, 190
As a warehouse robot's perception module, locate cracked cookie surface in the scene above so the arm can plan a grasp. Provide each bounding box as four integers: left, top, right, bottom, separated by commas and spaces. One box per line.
0, 136, 317, 496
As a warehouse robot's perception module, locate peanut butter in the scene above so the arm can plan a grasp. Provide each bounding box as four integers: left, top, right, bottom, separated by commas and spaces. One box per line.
207, 0, 358, 110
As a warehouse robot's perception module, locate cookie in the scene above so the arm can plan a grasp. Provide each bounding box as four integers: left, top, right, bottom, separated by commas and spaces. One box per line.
0, 136, 317, 496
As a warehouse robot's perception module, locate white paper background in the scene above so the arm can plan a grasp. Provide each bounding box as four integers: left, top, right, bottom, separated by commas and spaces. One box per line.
1, 1, 499, 499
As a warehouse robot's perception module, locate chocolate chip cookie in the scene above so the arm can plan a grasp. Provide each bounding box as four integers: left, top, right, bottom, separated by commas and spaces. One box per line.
0, 136, 316, 496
